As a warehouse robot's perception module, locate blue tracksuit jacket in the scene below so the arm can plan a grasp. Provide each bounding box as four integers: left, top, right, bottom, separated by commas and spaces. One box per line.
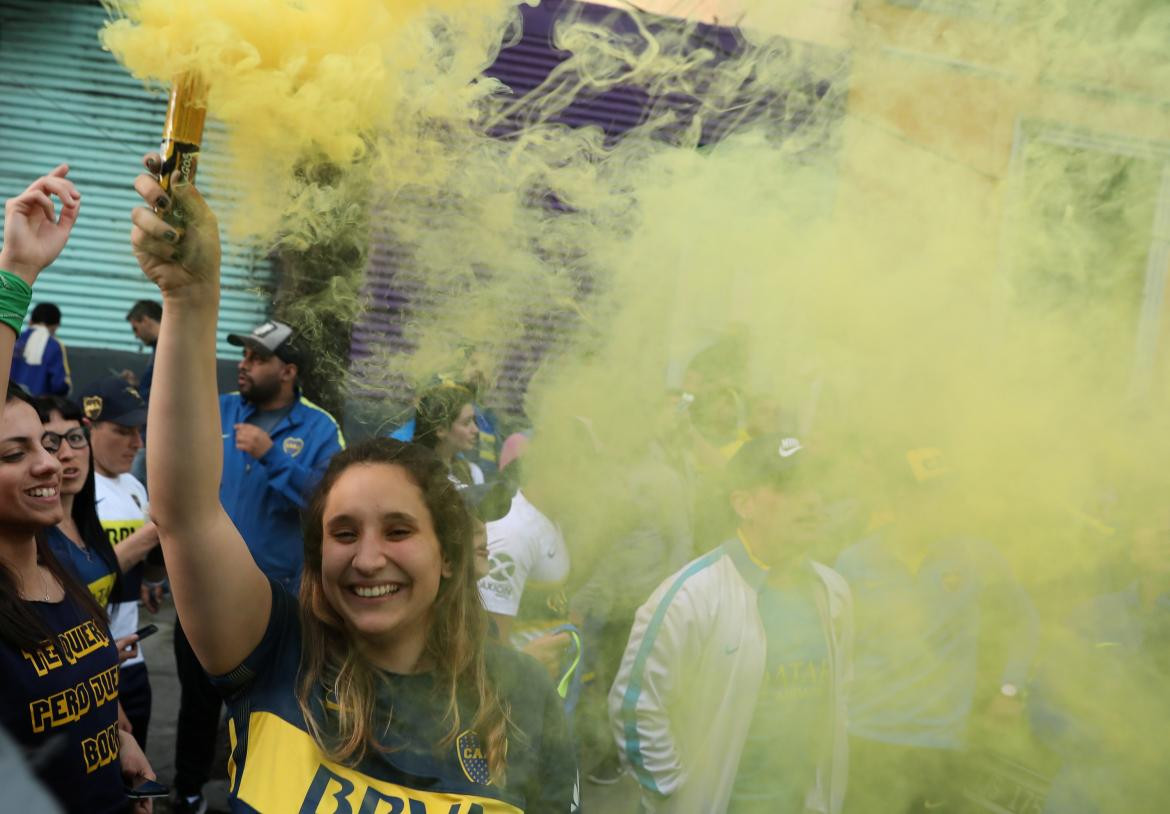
219, 393, 345, 589
10, 327, 70, 396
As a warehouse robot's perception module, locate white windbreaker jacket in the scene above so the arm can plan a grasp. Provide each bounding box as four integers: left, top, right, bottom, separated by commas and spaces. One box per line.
609, 537, 854, 814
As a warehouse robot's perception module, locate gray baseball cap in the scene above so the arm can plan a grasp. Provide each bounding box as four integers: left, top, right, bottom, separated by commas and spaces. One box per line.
227, 320, 301, 364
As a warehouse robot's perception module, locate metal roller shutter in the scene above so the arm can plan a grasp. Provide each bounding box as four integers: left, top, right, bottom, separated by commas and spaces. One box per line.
352, 0, 846, 413
352, 0, 691, 414
0, 0, 273, 357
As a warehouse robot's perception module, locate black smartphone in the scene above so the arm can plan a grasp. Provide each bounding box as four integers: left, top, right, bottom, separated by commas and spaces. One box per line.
133, 624, 159, 641
125, 778, 169, 799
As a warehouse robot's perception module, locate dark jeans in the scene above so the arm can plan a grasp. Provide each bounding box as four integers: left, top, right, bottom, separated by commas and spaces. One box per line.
575, 615, 634, 772
120, 662, 152, 750
172, 620, 224, 798
844, 737, 964, 814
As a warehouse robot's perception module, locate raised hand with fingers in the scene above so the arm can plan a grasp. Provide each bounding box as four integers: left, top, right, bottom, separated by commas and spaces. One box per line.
0, 164, 81, 284
130, 153, 221, 303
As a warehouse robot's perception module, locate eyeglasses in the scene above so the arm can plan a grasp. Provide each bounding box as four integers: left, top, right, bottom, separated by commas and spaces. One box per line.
42, 430, 89, 453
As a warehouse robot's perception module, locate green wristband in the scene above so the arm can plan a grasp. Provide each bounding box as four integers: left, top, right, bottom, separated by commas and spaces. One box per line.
0, 270, 33, 335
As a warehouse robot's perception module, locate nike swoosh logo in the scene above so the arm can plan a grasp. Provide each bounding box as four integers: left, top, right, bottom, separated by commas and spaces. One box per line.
778, 438, 803, 457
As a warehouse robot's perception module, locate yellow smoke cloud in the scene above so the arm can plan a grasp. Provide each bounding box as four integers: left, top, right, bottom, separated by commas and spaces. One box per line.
101, 0, 525, 242
101, 0, 1170, 808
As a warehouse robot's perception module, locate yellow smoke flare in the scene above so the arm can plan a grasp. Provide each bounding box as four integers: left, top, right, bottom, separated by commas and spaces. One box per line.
99, 0, 1170, 808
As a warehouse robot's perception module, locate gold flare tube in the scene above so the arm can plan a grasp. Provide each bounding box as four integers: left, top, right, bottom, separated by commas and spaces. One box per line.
159, 74, 207, 199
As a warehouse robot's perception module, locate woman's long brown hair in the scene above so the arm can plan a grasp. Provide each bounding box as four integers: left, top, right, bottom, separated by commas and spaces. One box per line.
413, 384, 477, 485
296, 438, 511, 781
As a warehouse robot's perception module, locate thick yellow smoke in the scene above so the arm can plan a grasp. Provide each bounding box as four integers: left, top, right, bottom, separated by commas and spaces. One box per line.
103, 0, 1170, 809
102, 0, 524, 239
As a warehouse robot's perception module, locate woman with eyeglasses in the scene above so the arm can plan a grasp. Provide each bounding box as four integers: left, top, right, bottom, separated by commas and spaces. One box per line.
37, 396, 160, 667
37, 398, 120, 603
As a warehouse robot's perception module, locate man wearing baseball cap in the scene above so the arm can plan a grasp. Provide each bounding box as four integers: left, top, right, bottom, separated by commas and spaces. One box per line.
609, 435, 853, 814
170, 319, 344, 813
80, 376, 161, 749
214, 319, 344, 586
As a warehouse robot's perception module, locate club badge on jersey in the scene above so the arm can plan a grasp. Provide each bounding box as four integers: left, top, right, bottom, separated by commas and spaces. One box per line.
457, 730, 491, 785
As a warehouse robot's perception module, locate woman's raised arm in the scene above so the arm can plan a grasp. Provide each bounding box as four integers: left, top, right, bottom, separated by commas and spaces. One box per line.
132, 156, 270, 674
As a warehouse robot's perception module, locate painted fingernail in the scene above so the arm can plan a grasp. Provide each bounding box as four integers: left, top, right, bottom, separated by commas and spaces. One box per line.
156, 195, 169, 209
164, 230, 178, 243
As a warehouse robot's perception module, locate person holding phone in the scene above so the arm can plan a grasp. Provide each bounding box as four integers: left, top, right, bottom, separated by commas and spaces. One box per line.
77, 377, 161, 750
131, 157, 577, 812
0, 166, 157, 812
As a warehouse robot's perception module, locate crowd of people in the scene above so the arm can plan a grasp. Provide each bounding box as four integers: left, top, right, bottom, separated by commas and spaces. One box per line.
1, 157, 1167, 814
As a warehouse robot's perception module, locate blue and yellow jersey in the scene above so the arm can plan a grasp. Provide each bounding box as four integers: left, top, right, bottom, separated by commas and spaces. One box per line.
45, 527, 118, 608
213, 581, 578, 813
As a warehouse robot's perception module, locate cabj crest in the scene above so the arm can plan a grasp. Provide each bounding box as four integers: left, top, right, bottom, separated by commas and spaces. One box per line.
456, 730, 490, 785
83, 396, 103, 420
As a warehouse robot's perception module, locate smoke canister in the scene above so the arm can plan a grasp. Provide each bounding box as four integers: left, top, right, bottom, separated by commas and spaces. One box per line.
158, 74, 207, 220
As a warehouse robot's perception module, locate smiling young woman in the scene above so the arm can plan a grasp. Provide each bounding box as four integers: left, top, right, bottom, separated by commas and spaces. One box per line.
297, 441, 512, 778
131, 157, 577, 812
0, 386, 129, 814
0, 167, 156, 813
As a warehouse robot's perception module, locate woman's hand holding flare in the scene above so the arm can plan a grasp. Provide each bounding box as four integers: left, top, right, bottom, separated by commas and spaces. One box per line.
130, 153, 221, 304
